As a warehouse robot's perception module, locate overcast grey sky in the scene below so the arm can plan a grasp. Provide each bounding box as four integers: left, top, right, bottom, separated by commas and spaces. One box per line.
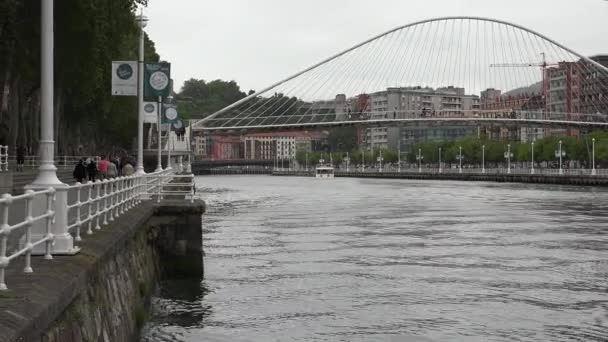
144, 0, 608, 94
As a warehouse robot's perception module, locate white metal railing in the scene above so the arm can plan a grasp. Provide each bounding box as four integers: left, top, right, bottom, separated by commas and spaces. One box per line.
334, 167, 608, 177
142, 172, 195, 203
0, 168, 199, 290
66, 175, 141, 242
0, 146, 8, 172
0, 188, 55, 290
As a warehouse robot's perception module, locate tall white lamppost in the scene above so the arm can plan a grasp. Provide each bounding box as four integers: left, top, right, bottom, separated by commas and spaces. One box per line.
482, 145, 486, 174
592, 138, 597, 176
439, 147, 443, 173
504, 144, 513, 174
154, 99, 163, 172
555, 140, 566, 175
345, 152, 350, 172
28, 0, 78, 255
398, 146, 401, 173
458, 146, 463, 174
185, 120, 192, 173
416, 148, 424, 173
135, 11, 148, 175
165, 96, 176, 170
377, 150, 384, 173
531, 141, 535, 175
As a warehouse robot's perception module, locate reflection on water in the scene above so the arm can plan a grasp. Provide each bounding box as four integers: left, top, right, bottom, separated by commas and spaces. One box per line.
141, 176, 608, 342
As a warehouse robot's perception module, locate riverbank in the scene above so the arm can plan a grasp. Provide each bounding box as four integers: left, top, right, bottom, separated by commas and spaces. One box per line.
271, 170, 608, 186
0, 200, 205, 342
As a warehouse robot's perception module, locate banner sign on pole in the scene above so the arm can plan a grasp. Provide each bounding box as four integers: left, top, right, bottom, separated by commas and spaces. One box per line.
144, 62, 171, 98
142, 102, 158, 123
111, 61, 137, 96
162, 104, 178, 123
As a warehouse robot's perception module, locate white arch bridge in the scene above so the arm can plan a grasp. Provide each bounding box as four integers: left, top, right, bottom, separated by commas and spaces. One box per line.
193, 16, 608, 133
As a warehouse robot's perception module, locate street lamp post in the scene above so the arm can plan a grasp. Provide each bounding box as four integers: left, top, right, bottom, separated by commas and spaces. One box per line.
458, 146, 463, 174
482, 145, 486, 174
439, 147, 443, 173
504, 144, 513, 174
555, 140, 566, 175
154, 96, 163, 172
416, 148, 424, 173
377, 150, 384, 173
27, 0, 78, 255
531, 142, 535, 175
398, 146, 401, 173
135, 11, 148, 175
592, 138, 597, 176
345, 152, 350, 172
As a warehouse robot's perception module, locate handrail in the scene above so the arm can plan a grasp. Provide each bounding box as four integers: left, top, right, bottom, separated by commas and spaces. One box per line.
0, 188, 55, 290
0, 146, 8, 172
0, 168, 196, 290
332, 167, 608, 177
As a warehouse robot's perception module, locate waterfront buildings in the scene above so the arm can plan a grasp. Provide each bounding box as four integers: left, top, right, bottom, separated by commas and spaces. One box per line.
363, 86, 480, 153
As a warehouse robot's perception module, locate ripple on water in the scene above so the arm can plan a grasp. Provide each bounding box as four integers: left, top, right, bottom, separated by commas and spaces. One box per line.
142, 176, 608, 342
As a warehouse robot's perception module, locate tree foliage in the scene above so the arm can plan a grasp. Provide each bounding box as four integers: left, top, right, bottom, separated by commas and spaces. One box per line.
176, 78, 248, 119
405, 132, 608, 167
0, 0, 159, 156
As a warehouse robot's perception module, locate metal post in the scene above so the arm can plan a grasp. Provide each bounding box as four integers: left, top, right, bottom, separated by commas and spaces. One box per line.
28, 0, 78, 255
459, 146, 462, 174
185, 128, 193, 174
482, 145, 486, 174
559, 140, 563, 175
167, 132, 173, 169
305, 151, 308, 171
398, 146, 401, 173
507, 144, 511, 174
135, 11, 147, 175
592, 138, 596, 176
439, 147, 442, 174
346, 152, 350, 172
418, 148, 422, 173
155, 96, 163, 171
531, 142, 535, 175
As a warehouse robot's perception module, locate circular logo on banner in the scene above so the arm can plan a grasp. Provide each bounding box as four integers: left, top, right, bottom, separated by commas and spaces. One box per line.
165, 107, 178, 121
144, 103, 156, 113
173, 120, 183, 129
116, 64, 133, 80
149, 71, 169, 91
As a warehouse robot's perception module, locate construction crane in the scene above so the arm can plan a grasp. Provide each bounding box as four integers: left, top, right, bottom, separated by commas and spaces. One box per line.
489, 53, 557, 99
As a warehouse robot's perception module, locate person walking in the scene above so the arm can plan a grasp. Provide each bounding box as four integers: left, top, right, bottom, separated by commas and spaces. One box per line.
87, 158, 97, 182
122, 161, 135, 176
97, 157, 109, 180
107, 160, 118, 178
73, 159, 86, 183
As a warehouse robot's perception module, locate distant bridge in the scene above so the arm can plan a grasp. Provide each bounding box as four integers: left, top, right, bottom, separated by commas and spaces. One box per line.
192, 16, 608, 133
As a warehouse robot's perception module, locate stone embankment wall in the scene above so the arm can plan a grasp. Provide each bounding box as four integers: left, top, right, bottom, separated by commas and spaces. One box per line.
0, 200, 205, 342
271, 170, 608, 186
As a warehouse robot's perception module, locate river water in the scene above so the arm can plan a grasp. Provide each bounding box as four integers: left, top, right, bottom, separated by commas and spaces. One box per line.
141, 175, 608, 342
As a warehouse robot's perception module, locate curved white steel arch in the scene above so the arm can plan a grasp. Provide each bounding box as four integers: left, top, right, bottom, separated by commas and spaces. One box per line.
195, 16, 608, 129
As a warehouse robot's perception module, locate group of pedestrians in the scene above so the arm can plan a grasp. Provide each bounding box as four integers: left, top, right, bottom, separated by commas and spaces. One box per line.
73, 157, 135, 183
